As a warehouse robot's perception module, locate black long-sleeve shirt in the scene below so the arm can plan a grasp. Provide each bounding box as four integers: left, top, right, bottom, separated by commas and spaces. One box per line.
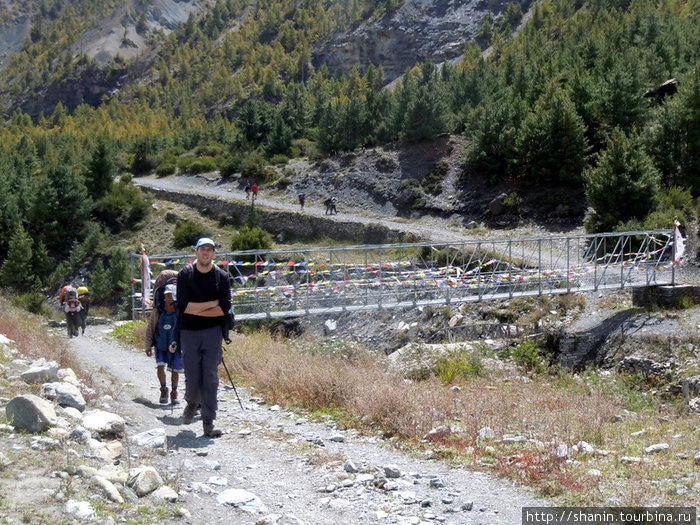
176, 264, 231, 333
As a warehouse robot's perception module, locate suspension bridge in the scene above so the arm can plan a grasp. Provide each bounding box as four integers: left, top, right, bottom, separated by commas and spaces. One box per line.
130, 229, 684, 321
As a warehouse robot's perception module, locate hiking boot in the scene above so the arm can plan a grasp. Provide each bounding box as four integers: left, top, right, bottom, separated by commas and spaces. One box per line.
159, 386, 169, 404
202, 419, 222, 438
170, 390, 180, 405
182, 402, 197, 424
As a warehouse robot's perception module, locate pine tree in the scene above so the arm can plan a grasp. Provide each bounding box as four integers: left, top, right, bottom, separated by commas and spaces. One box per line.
516, 87, 589, 184
0, 224, 35, 290
584, 128, 660, 232
85, 136, 115, 200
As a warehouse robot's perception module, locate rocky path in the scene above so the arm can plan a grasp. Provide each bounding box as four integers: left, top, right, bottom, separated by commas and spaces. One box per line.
67, 323, 548, 524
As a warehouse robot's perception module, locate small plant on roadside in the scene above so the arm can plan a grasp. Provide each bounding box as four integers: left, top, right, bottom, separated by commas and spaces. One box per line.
674, 295, 694, 309
112, 320, 146, 348
503, 191, 522, 214
511, 337, 549, 374
435, 350, 486, 383
11, 292, 50, 315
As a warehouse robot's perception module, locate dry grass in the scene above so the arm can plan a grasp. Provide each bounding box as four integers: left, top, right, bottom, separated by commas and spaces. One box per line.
226, 332, 454, 438
223, 330, 700, 505
0, 296, 85, 375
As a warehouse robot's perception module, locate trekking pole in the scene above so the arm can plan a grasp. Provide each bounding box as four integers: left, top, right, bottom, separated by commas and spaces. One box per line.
221, 358, 245, 410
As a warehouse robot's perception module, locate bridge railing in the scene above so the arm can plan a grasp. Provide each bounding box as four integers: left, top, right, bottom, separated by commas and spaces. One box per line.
130, 230, 680, 320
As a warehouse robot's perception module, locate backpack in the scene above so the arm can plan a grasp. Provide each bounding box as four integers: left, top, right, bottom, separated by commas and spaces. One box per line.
64, 287, 78, 302
154, 309, 177, 352
153, 277, 177, 311
77, 286, 90, 308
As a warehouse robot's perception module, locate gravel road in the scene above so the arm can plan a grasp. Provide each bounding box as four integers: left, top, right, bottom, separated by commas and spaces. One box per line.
134, 174, 580, 243
68, 324, 548, 525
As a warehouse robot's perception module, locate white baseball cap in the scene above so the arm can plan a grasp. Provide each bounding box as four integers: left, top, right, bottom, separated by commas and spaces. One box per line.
164, 284, 177, 300
196, 237, 216, 249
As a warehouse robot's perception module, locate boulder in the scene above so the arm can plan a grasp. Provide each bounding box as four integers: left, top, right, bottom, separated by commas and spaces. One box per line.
5, 394, 57, 433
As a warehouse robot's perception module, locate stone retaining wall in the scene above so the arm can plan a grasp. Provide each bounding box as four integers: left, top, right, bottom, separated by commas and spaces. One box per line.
142, 187, 418, 245
632, 284, 700, 308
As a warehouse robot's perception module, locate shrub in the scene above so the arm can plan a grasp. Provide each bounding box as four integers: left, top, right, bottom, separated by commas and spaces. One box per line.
398, 179, 425, 210
173, 220, 212, 249
155, 161, 176, 177
177, 156, 218, 174
269, 154, 289, 165
503, 191, 522, 213
194, 142, 226, 157
435, 350, 485, 383
95, 180, 150, 232
422, 161, 448, 195
219, 154, 242, 179
230, 226, 272, 252
12, 292, 50, 315
241, 152, 275, 184
512, 337, 549, 374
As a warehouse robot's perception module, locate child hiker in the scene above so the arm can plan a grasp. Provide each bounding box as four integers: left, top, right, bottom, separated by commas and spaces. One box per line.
145, 270, 183, 405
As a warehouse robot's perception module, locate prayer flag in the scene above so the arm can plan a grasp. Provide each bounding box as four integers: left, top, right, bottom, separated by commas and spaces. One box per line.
141, 245, 152, 307
673, 222, 685, 263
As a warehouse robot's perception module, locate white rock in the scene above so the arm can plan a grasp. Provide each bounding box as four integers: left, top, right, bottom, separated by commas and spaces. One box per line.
645, 443, 670, 454
151, 485, 179, 502
65, 499, 95, 519
91, 475, 124, 503
478, 427, 496, 439
130, 428, 166, 448
576, 440, 594, 455
216, 488, 267, 513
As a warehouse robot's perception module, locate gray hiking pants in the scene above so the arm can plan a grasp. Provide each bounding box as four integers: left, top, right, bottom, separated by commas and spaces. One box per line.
180, 326, 222, 421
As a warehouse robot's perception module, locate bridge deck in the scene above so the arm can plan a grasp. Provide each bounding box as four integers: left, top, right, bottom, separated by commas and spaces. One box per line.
131, 230, 682, 320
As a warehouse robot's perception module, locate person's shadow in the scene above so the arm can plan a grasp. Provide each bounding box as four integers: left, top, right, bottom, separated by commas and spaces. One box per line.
133, 397, 217, 448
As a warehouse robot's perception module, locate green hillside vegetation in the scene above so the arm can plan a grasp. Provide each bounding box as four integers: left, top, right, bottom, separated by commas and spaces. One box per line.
0, 0, 698, 309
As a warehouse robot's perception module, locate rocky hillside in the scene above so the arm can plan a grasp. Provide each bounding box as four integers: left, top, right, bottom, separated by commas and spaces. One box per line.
313, 0, 514, 81
0, 0, 513, 117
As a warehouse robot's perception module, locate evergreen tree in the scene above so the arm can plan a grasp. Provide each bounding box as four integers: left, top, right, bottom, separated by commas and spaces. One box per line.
465, 90, 525, 183
584, 128, 660, 232
0, 224, 35, 290
317, 100, 343, 154
85, 136, 115, 200
515, 87, 589, 184
279, 82, 311, 137
0, 159, 21, 260
30, 163, 91, 256
340, 96, 369, 150
238, 99, 274, 145
265, 113, 293, 156
645, 69, 700, 193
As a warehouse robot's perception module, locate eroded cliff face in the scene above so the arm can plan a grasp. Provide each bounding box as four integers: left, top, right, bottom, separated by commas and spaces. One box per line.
313, 0, 514, 83
0, 13, 31, 70
70, 0, 212, 66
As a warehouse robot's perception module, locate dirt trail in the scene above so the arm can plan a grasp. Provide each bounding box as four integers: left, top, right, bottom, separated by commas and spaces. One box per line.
67, 324, 548, 524
134, 174, 578, 244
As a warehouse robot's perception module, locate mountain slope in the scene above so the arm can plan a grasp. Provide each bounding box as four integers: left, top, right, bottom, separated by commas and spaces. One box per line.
0, 0, 508, 117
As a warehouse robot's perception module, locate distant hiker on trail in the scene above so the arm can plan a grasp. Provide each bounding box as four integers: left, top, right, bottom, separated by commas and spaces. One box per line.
145, 269, 182, 405
77, 286, 90, 335
244, 180, 251, 200
330, 196, 338, 215
298, 192, 306, 211
61, 285, 81, 338
176, 238, 232, 438
251, 183, 259, 202
323, 197, 332, 215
